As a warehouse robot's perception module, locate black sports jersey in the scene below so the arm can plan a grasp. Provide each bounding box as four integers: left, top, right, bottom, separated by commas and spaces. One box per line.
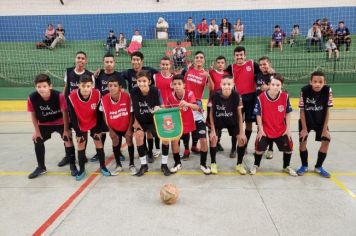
255, 72, 271, 95
29, 89, 62, 123
120, 66, 158, 92
299, 85, 333, 129
65, 67, 93, 97
130, 86, 162, 125
95, 70, 127, 96
212, 90, 242, 129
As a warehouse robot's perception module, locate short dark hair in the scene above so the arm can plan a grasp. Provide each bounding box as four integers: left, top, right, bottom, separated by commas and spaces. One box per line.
76, 51, 87, 58
160, 56, 171, 61
234, 46, 246, 54
108, 77, 120, 84
194, 50, 205, 57
310, 71, 326, 80
275, 25, 280, 28
34, 74, 51, 85
222, 74, 233, 80
216, 55, 226, 62
79, 74, 93, 84
258, 56, 272, 64
103, 53, 115, 60
293, 24, 299, 28
270, 73, 285, 85
172, 74, 185, 82
131, 51, 144, 60
136, 70, 151, 80
339, 21, 345, 24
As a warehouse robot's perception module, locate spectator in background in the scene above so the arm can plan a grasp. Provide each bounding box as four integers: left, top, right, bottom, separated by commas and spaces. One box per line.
334, 21, 351, 51
197, 18, 209, 45
156, 17, 169, 40
43, 24, 56, 47
320, 18, 334, 42
289, 24, 300, 46
306, 23, 322, 52
209, 18, 219, 46
184, 17, 195, 45
233, 18, 244, 45
270, 25, 284, 52
115, 33, 127, 56
325, 38, 340, 61
172, 41, 187, 69
219, 18, 232, 46
49, 24, 65, 50
126, 30, 143, 55
105, 30, 117, 54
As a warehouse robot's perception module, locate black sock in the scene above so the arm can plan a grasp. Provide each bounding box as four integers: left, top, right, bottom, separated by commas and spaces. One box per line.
155, 137, 160, 149
137, 145, 146, 157
34, 142, 46, 169
65, 146, 76, 165
200, 151, 208, 167
300, 150, 308, 167
231, 136, 237, 152
268, 140, 273, 151
254, 153, 263, 167
162, 144, 169, 156
210, 147, 217, 164
147, 138, 153, 155
128, 145, 134, 166
245, 130, 252, 147
315, 151, 327, 168
96, 148, 106, 169
78, 150, 86, 173
237, 146, 245, 164
173, 153, 181, 165
283, 152, 292, 169
113, 145, 122, 166
102, 133, 106, 146
192, 135, 198, 147
182, 134, 190, 150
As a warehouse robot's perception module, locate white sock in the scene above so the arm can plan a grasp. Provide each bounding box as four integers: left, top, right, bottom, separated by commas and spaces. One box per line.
140, 156, 147, 165
161, 155, 168, 165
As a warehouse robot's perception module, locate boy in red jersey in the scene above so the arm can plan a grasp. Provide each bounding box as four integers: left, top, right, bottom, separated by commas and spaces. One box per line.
101, 77, 136, 175
68, 75, 111, 180
154, 56, 174, 106
251, 74, 297, 176
297, 71, 333, 178
209, 75, 247, 174
27, 74, 76, 179
226, 46, 260, 152
131, 70, 171, 177
167, 75, 198, 173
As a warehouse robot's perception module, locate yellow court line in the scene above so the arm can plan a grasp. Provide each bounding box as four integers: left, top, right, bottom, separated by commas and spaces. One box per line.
330, 176, 356, 199
1, 98, 356, 112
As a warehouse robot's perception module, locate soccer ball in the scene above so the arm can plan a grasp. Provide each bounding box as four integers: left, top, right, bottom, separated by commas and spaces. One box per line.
160, 183, 179, 205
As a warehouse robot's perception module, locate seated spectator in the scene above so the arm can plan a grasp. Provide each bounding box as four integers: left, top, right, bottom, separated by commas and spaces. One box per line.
219, 18, 232, 46
320, 18, 334, 41
105, 30, 117, 54
184, 17, 195, 45
325, 37, 340, 61
49, 24, 65, 49
289, 24, 300, 46
209, 18, 219, 46
197, 18, 209, 45
334, 21, 351, 51
36, 24, 56, 49
156, 17, 169, 39
233, 18, 244, 45
270, 25, 284, 52
306, 23, 322, 52
172, 41, 187, 69
315, 19, 322, 28
115, 33, 127, 56
126, 30, 143, 55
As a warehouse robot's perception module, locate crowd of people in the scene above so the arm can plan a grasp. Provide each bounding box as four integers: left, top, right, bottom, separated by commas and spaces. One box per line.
27, 46, 334, 181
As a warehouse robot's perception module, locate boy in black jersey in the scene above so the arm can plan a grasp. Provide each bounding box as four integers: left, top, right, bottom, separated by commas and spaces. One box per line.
27, 74, 76, 179
209, 75, 247, 174
130, 70, 171, 177
297, 71, 333, 178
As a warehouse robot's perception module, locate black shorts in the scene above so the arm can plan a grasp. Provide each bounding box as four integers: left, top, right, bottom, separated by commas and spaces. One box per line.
255, 135, 293, 152
140, 123, 158, 138
192, 120, 207, 139
113, 129, 126, 138
298, 120, 329, 142
242, 93, 256, 123
215, 125, 238, 137
39, 125, 64, 142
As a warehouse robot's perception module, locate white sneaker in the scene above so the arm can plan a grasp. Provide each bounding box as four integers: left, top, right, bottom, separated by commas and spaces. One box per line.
200, 165, 211, 175
153, 150, 161, 158
129, 165, 137, 175
264, 150, 273, 159
250, 165, 258, 175
170, 163, 182, 173
235, 164, 247, 175
284, 166, 298, 177
111, 165, 123, 176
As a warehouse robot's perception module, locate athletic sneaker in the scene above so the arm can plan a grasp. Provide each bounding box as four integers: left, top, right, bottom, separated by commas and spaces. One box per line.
264, 150, 273, 159
191, 146, 200, 154
58, 156, 69, 167
76, 171, 86, 181
182, 150, 190, 161
70, 164, 78, 177
90, 154, 99, 162
296, 166, 308, 176
135, 164, 148, 177
210, 163, 218, 174
235, 164, 247, 175
170, 163, 182, 173
283, 166, 298, 177
217, 143, 224, 152
153, 150, 161, 158
314, 167, 331, 178
229, 150, 236, 159
161, 164, 171, 176
250, 165, 258, 175
28, 167, 47, 179
147, 153, 154, 163
111, 165, 123, 176
200, 165, 211, 175
100, 167, 112, 176
129, 165, 137, 175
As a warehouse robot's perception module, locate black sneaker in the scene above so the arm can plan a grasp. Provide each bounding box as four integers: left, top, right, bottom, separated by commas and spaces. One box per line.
161, 164, 171, 176
229, 150, 236, 159
57, 156, 69, 167
90, 154, 98, 162
147, 153, 154, 163
70, 164, 78, 176
28, 167, 47, 179
134, 164, 148, 177
217, 143, 224, 152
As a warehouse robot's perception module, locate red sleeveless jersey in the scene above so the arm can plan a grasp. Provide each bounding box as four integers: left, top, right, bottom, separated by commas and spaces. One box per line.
209, 69, 227, 92
232, 60, 256, 95
69, 89, 100, 132
154, 72, 173, 106
102, 91, 131, 132
167, 90, 196, 134
258, 91, 288, 138
184, 67, 208, 100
